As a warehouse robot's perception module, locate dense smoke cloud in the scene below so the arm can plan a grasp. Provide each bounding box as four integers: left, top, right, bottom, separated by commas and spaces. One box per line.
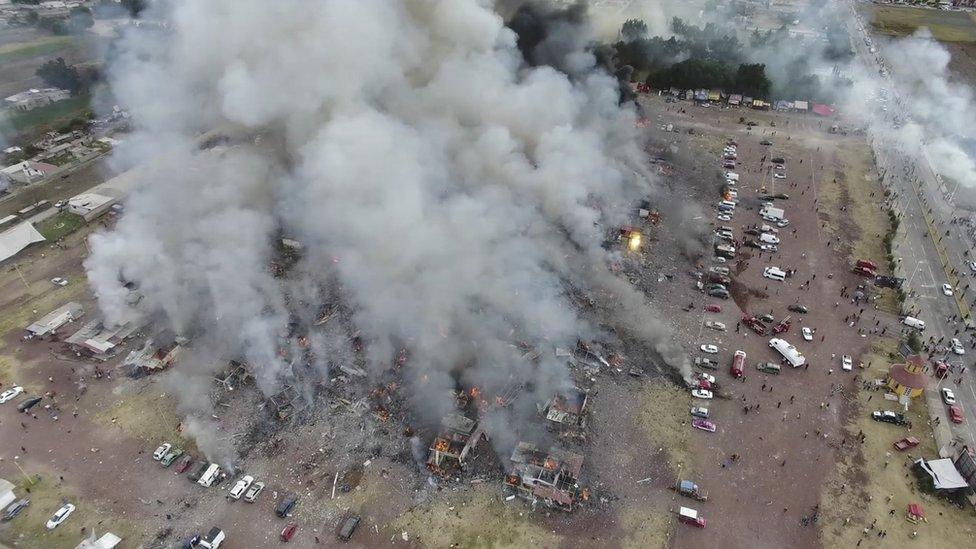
86, 0, 688, 455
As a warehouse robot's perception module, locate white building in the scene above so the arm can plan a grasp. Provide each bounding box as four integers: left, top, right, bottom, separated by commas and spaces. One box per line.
4, 88, 70, 112
1, 160, 56, 186
68, 193, 117, 221
25, 302, 84, 339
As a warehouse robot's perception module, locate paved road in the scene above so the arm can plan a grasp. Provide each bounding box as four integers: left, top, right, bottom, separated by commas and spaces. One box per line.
847, 0, 976, 453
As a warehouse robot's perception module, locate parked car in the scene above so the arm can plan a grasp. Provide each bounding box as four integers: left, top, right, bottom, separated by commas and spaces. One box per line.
871, 410, 908, 425
708, 287, 730, 299
699, 344, 718, 354
50, 277, 68, 286
756, 362, 781, 374
281, 523, 298, 542
54, 199, 67, 209
801, 327, 813, 341
276, 492, 298, 518
704, 304, 722, 313
198, 527, 225, 549
892, 437, 920, 451
337, 515, 361, 542
758, 313, 775, 323
0, 386, 24, 404
692, 419, 716, 432
760, 140, 773, 145
776, 219, 790, 228
970, 261, 976, 272
951, 338, 965, 355
187, 461, 209, 482
942, 283, 954, 296
695, 357, 718, 369
160, 447, 184, 467
949, 405, 965, 424
787, 304, 808, 314
696, 372, 716, 384
243, 481, 265, 503
690, 406, 709, 418
691, 389, 713, 400
942, 388, 956, 405
705, 321, 726, 331
174, 455, 194, 474
773, 172, 785, 179
716, 213, 732, 222
842, 355, 853, 372
228, 475, 254, 500
2, 499, 29, 522
45, 502, 75, 530
17, 396, 41, 413
153, 443, 172, 461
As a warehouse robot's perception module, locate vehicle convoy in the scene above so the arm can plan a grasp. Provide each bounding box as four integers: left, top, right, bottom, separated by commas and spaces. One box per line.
673, 480, 708, 501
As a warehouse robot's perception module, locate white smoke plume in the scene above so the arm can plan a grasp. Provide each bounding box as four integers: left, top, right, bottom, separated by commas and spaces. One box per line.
86, 0, 688, 447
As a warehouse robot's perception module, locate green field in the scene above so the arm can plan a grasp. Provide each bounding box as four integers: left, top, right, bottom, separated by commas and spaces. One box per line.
0, 36, 73, 65
37, 211, 86, 241
2, 95, 92, 133
867, 5, 976, 41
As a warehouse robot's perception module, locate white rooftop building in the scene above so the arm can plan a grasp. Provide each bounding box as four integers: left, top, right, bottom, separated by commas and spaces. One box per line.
26, 302, 84, 339
4, 88, 70, 112
68, 193, 117, 221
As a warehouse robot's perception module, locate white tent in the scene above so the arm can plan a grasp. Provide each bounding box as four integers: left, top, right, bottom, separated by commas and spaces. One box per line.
916, 458, 969, 490
0, 222, 45, 263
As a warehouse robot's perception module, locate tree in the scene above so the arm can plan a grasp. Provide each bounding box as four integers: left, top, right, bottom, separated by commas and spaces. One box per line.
734, 63, 770, 98
907, 332, 922, 354
621, 18, 648, 42
36, 57, 82, 94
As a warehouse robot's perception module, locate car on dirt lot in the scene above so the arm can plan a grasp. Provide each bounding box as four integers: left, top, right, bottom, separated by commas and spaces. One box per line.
153, 443, 172, 461
281, 522, 298, 542
54, 199, 67, 209
690, 406, 709, 418
691, 389, 713, 400
871, 410, 908, 425
842, 355, 853, 371
942, 388, 957, 405
949, 405, 965, 424
187, 461, 209, 482
17, 396, 41, 413
46, 502, 75, 530
756, 362, 781, 374
893, 437, 920, 451
0, 386, 24, 404
716, 213, 732, 222
2, 499, 29, 522
692, 419, 716, 432
951, 338, 965, 355
174, 455, 194, 474
709, 266, 730, 276
244, 481, 265, 503
787, 304, 808, 314
759, 243, 778, 252
699, 344, 718, 354
760, 140, 772, 145
276, 492, 298, 517
50, 277, 68, 286
707, 287, 729, 299
695, 357, 718, 370
338, 515, 361, 542
772, 193, 790, 200
696, 372, 716, 384
942, 283, 954, 296
705, 321, 726, 331
801, 327, 813, 341
776, 219, 790, 228
773, 172, 785, 179
229, 475, 254, 500
160, 447, 184, 467
704, 304, 722, 313
970, 261, 976, 272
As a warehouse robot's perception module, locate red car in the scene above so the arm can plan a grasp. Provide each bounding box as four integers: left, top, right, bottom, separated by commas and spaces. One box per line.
280, 522, 298, 542
174, 455, 193, 474
705, 304, 722, 313
893, 437, 920, 451
949, 405, 964, 424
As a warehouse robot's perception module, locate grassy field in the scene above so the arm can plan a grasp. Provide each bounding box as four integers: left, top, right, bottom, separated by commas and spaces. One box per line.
867, 5, 976, 41
635, 382, 694, 475
93, 383, 194, 452
0, 36, 73, 65
819, 337, 976, 547
3, 95, 92, 134
37, 212, 86, 241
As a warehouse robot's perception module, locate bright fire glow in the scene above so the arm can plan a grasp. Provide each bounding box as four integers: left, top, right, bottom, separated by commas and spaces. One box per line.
628, 234, 641, 251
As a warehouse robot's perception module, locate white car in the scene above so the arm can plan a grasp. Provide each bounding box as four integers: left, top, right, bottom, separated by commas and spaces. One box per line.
802, 327, 813, 341
942, 283, 954, 296
690, 406, 709, 418
51, 277, 68, 286
716, 213, 732, 222
696, 372, 716, 384
969, 261, 976, 272
691, 389, 713, 399
0, 386, 24, 404
951, 338, 965, 355
760, 244, 778, 252
699, 344, 718, 354
705, 321, 726, 331
842, 355, 853, 371
774, 164, 785, 171
716, 230, 733, 240
54, 199, 67, 209
773, 172, 785, 179
46, 503, 75, 530
228, 475, 254, 500
243, 481, 265, 503
776, 219, 790, 228
760, 233, 780, 244
153, 443, 171, 461
942, 388, 957, 405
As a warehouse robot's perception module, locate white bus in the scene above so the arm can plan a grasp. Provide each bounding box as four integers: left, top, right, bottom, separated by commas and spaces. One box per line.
769, 338, 806, 368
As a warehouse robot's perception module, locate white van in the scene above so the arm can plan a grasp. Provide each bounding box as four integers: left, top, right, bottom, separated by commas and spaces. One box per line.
763, 267, 786, 281
198, 463, 221, 487
725, 172, 740, 182
902, 316, 925, 331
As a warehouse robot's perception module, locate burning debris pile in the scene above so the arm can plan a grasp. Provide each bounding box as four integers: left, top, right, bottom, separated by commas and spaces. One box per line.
504, 441, 587, 512
83, 0, 692, 468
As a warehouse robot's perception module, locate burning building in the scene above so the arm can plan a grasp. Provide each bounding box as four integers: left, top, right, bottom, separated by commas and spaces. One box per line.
426, 413, 487, 475
540, 387, 588, 434
505, 442, 585, 511
122, 331, 183, 376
